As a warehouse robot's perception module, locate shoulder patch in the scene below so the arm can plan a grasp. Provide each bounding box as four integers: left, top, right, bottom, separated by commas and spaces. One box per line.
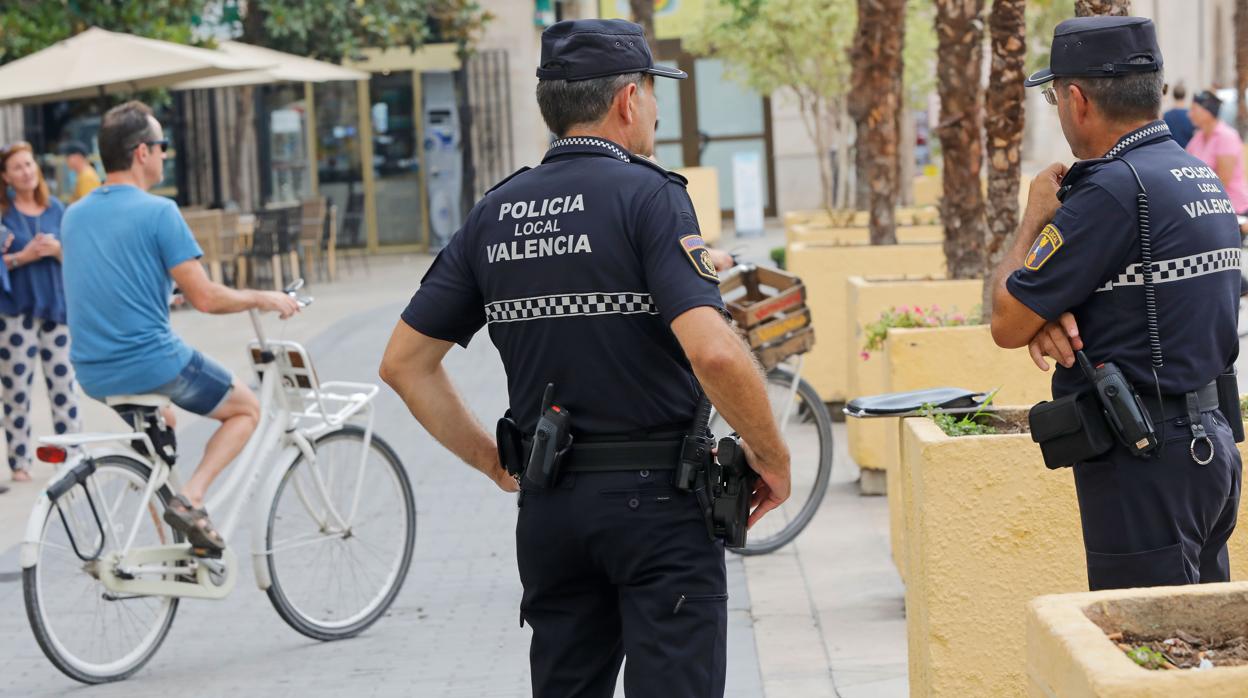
680, 234, 719, 281
484, 166, 532, 195
1024, 224, 1064, 271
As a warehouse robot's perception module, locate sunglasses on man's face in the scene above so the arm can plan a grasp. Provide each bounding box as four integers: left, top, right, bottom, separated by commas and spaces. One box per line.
1042, 86, 1058, 106
132, 139, 169, 153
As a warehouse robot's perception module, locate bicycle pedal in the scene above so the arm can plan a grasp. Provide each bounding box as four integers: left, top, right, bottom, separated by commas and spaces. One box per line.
190, 546, 223, 560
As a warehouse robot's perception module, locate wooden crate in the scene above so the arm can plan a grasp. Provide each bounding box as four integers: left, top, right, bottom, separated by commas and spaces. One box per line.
720, 266, 816, 368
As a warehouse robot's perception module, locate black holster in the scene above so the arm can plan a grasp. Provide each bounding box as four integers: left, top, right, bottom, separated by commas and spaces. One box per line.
1029, 391, 1115, 469
1217, 371, 1244, 443
496, 411, 526, 479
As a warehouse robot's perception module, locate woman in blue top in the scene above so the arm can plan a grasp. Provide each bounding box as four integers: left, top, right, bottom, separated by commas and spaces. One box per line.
0, 141, 80, 482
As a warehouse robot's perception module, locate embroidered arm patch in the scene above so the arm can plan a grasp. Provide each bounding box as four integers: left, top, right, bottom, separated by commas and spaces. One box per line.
1024, 224, 1064, 271
679, 234, 719, 281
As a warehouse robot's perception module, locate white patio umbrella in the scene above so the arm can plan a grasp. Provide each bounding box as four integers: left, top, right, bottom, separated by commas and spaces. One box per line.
171, 41, 369, 90
0, 27, 271, 105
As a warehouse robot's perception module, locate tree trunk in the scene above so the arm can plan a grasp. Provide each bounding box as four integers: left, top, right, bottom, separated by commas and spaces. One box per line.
934, 0, 988, 280
629, 0, 659, 55
1237, 0, 1248, 139
981, 0, 1027, 319
1074, 0, 1131, 16
851, 0, 906, 244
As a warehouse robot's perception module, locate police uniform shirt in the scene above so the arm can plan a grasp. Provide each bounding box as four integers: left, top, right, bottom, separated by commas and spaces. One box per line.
1007, 121, 1242, 398
402, 137, 725, 435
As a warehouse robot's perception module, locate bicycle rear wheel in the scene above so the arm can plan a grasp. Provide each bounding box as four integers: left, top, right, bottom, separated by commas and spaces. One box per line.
265, 425, 416, 640
711, 365, 834, 555
24, 455, 182, 683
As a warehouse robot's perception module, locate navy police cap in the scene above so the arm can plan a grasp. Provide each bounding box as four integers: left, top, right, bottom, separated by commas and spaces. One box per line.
1024, 16, 1162, 88
537, 19, 687, 82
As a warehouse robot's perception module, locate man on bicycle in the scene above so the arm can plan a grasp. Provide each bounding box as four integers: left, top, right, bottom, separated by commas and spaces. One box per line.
60, 100, 299, 553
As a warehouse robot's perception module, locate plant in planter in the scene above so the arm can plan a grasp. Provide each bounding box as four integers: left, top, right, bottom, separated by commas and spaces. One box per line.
860, 304, 976, 359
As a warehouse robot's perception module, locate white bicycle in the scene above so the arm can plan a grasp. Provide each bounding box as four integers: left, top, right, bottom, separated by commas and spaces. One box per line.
19, 287, 416, 684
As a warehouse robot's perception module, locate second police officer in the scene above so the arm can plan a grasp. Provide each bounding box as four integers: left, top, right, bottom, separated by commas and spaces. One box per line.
990, 17, 1242, 590
379, 18, 791, 698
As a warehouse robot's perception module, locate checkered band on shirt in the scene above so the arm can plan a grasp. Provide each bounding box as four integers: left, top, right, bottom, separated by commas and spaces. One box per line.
485, 292, 658, 323
548, 137, 631, 162
1095, 247, 1241, 292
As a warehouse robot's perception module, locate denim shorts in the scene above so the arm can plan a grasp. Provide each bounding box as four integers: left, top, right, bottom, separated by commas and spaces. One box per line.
150, 351, 234, 416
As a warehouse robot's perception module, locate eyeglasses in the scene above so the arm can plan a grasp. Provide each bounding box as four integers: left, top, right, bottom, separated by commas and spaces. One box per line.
132, 139, 169, 153
1042, 86, 1057, 106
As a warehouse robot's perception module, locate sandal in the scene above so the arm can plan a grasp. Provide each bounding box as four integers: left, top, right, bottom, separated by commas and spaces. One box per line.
162, 495, 226, 555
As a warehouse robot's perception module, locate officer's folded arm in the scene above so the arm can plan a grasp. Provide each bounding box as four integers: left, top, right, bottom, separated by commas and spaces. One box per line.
669, 305, 792, 526
379, 320, 518, 493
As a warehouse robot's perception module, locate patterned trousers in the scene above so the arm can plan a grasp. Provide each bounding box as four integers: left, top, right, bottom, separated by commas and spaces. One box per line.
0, 315, 80, 472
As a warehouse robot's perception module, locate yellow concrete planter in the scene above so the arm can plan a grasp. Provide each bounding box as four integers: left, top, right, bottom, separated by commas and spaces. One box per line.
674, 166, 721, 244
902, 416, 1086, 697
882, 325, 1053, 575
785, 242, 946, 402
1028, 582, 1248, 697
784, 223, 944, 246
844, 278, 982, 492
903, 418, 1248, 697
781, 206, 941, 230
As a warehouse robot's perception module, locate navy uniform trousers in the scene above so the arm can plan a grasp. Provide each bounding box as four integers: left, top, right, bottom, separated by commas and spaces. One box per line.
517, 468, 727, 698
1074, 409, 1242, 591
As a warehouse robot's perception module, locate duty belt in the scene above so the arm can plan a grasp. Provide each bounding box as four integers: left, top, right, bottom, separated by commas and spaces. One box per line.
1139, 381, 1219, 423
1140, 380, 1220, 465
522, 436, 683, 472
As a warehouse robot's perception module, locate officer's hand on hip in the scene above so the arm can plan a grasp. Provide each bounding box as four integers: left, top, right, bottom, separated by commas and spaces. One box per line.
489, 461, 520, 493
1024, 162, 1069, 226
1027, 311, 1083, 370
740, 439, 790, 529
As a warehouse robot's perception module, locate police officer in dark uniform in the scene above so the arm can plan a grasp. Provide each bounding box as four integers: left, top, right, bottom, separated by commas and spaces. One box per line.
379, 18, 791, 697
990, 16, 1242, 591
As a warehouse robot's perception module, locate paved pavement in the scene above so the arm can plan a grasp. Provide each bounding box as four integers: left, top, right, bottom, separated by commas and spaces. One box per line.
0, 230, 907, 697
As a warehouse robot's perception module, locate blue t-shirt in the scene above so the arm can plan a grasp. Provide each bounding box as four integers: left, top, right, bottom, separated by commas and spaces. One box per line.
61, 185, 203, 397
1163, 107, 1195, 149
0, 197, 68, 324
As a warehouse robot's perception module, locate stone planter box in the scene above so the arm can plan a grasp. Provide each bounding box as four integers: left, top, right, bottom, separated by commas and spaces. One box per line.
843, 277, 982, 495
782, 206, 941, 230
784, 223, 943, 246
785, 242, 946, 402
883, 325, 1052, 575
902, 416, 1248, 696
1028, 582, 1248, 697
674, 166, 720, 244
902, 416, 1086, 696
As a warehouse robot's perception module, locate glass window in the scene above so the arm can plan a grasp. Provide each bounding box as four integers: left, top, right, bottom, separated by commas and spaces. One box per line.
699, 138, 770, 210
694, 59, 764, 138
263, 84, 311, 205
314, 81, 366, 248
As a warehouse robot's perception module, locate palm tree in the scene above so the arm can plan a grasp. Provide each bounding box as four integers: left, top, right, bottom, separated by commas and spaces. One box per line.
851, 0, 908, 244
981, 0, 1026, 316
1074, 0, 1131, 15
934, 0, 988, 279
630, 0, 658, 55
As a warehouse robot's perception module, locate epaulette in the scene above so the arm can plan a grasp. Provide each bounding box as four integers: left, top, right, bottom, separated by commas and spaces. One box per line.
630, 155, 688, 187
1057, 157, 1116, 202
484, 166, 532, 195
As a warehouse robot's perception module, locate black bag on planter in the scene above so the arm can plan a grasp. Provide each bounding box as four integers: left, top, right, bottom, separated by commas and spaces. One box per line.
1029, 391, 1114, 469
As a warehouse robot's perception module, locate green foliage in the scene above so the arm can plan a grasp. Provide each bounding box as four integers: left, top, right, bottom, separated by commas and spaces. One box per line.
861, 304, 978, 355
686, 0, 855, 101
248, 0, 432, 61
1026, 0, 1077, 73
924, 390, 1002, 437
921, 390, 1002, 437
1239, 395, 1248, 417
0, 1, 205, 64
1125, 644, 1169, 670
769, 246, 786, 270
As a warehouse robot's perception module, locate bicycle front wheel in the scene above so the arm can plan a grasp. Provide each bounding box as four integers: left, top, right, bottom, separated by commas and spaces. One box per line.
712, 365, 834, 555
265, 425, 416, 640
24, 455, 182, 684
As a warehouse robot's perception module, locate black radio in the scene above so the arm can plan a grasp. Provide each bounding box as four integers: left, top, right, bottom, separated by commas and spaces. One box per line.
1077, 351, 1158, 456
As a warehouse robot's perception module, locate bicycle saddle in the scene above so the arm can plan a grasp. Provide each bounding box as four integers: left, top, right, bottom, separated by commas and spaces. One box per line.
844, 388, 990, 418
104, 394, 172, 409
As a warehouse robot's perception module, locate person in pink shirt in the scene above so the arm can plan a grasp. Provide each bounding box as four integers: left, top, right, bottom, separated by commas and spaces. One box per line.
1187, 90, 1248, 219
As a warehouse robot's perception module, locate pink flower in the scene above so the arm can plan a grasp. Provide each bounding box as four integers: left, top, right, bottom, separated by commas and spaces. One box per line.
860, 351, 871, 361
913, 305, 924, 315
952, 314, 965, 323
930, 304, 941, 313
